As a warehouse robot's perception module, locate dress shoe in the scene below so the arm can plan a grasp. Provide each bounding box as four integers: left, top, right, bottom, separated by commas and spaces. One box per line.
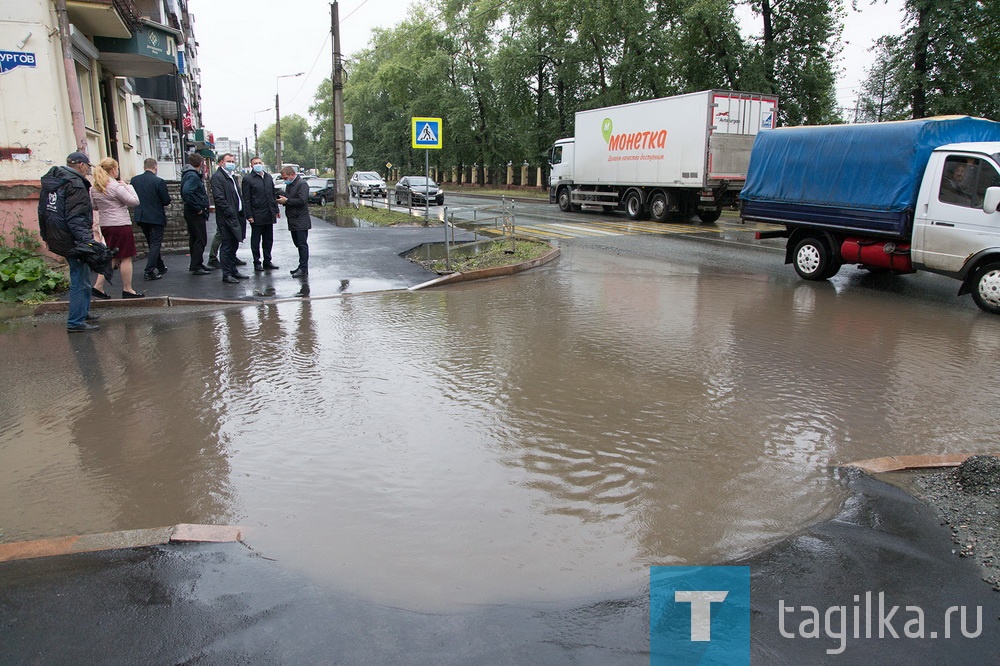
263, 262, 279, 270
189, 267, 211, 275
67, 322, 99, 332
290, 268, 308, 278
235, 258, 248, 266
200, 264, 217, 271
122, 290, 145, 299
91, 287, 111, 300
222, 275, 239, 284
254, 262, 264, 272
207, 257, 220, 268
143, 271, 161, 281
233, 272, 251, 280
86, 312, 100, 321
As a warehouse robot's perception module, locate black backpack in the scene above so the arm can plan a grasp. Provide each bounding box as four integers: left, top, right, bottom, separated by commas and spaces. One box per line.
37, 168, 76, 256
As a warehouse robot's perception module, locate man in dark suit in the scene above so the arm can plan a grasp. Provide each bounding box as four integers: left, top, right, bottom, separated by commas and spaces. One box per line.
277, 166, 311, 277
242, 156, 280, 272
210, 153, 249, 283
131, 157, 172, 280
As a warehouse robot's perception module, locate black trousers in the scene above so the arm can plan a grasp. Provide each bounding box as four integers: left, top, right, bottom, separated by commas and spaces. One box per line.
184, 209, 208, 270
290, 229, 309, 271
218, 224, 241, 278
250, 224, 274, 264
139, 223, 166, 275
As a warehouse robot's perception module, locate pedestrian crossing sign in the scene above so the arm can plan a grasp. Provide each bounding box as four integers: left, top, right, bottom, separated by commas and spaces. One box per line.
412, 117, 443, 149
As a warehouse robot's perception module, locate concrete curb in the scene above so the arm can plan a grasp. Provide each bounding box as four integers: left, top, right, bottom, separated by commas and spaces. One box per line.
409, 244, 560, 291
30, 245, 560, 311
0, 524, 242, 563
843, 453, 1000, 474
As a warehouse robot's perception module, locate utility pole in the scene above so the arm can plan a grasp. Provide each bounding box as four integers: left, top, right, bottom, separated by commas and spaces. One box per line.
275, 92, 281, 171
332, 2, 348, 206
275, 73, 304, 171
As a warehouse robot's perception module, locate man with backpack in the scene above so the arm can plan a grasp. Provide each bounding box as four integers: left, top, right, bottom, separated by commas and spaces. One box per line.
38, 151, 100, 332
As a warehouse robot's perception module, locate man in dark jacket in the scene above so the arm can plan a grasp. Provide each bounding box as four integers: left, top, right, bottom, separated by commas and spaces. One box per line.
131, 157, 172, 280
180, 154, 212, 274
210, 153, 249, 283
277, 166, 311, 277
242, 156, 280, 272
38, 151, 99, 331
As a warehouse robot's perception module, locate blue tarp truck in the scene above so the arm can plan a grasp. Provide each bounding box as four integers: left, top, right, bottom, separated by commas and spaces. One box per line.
741, 117, 1000, 314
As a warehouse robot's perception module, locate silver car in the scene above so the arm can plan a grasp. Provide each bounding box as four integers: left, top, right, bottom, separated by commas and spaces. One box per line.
349, 171, 387, 198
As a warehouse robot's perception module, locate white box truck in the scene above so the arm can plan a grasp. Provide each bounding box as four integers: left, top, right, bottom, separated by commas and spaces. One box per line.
548, 90, 778, 223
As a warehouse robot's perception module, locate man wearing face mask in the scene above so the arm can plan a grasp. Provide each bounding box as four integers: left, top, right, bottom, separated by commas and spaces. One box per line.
242, 156, 280, 272
277, 166, 311, 277
209, 153, 249, 283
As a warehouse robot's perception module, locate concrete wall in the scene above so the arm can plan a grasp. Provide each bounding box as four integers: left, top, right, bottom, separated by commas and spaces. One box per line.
0, 3, 76, 241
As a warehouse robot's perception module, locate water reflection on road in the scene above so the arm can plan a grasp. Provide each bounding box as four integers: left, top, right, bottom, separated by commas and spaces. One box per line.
2, 245, 999, 611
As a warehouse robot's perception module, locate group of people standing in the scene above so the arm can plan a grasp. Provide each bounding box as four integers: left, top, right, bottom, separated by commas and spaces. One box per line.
193, 153, 312, 282
39, 149, 314, 332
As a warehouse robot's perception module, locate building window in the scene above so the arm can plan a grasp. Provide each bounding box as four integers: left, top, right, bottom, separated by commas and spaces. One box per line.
73, 59, 98, 130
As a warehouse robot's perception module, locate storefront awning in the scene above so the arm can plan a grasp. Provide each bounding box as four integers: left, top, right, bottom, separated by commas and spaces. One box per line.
66, 0, 132, 39
94, 24, 176, 78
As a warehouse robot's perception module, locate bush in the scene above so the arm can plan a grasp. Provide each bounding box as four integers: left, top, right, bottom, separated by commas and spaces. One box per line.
0, 217, 67, 303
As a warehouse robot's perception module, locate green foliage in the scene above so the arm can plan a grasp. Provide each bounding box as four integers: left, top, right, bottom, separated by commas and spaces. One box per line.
426, 239, 551, 273
0, 217, 67, 303
315, 0, 844, 181
256, 114, 317, 171
858, 0, 999, 120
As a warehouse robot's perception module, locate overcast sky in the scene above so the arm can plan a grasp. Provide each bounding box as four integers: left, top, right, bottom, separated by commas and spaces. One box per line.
190, 0, 907, 143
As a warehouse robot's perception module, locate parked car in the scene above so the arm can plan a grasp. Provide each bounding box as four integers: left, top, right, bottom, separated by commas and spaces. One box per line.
271, 173, 286, 195
306, 177, 335, 206
349, 171, 387, 198
394, 176, 444, 206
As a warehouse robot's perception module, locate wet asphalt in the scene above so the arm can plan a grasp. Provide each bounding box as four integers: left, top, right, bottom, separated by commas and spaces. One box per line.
84, 213, 477, 305
3, 213, 998, 663
2, 472, 996, 663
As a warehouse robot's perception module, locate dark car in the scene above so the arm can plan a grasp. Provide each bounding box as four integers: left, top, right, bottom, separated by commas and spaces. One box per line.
306, 177, 335, 206
394, 176, 444, 206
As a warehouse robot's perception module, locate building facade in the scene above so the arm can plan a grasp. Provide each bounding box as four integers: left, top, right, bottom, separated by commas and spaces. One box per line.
0, 0, 210, 242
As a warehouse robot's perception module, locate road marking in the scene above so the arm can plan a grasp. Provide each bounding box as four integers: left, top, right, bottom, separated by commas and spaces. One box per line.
547, 222, 622, 236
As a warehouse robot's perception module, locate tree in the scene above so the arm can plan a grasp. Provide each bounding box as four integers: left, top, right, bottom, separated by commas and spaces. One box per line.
747, 0, 843, 125
861, 0, 997, 120
256, 115, 314, 169
854, 36, 908, 123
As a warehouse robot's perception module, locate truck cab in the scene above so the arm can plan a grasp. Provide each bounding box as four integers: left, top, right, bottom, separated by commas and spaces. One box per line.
548, 139, 575, 207
913, 144, 1000, 277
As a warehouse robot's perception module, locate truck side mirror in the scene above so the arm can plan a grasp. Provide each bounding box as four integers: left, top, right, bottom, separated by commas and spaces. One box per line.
984, 187, 1000, 214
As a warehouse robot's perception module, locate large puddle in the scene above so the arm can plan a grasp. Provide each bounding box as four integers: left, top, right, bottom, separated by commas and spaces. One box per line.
2, 246, 999, 611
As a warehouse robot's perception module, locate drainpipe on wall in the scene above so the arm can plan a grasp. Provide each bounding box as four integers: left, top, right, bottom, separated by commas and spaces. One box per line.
54, 0, 88, 153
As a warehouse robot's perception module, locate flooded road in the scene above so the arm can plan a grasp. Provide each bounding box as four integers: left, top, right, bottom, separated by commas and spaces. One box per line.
2, 237, 999, 612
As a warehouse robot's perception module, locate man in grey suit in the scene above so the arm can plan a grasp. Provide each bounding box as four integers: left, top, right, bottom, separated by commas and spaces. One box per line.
131, 157, 171, 280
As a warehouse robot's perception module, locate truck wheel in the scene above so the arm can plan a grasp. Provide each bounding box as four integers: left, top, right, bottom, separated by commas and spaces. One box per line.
793, 237, 834, 281
698, 209, 722, 224
649, 192, 668, 222
970, 261, 1000, 314
624, 191, 645, 220
557, 188, 572, 212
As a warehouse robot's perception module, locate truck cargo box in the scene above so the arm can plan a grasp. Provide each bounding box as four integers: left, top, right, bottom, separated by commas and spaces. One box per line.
573, 90, 777, 188
741, 117, 1000, 237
